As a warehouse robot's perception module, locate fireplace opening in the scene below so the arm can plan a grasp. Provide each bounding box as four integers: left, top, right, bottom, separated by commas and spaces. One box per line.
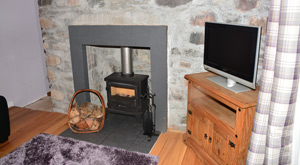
69, 25, 167, 132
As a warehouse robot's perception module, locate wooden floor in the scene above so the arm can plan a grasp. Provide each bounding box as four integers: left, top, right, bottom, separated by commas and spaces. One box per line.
0, 107, 201, 164
150, 131, 203, 165
0, 107, 69, 158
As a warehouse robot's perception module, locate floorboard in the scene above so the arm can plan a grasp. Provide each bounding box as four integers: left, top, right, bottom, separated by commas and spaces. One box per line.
0, 107, 68, 158
150, 132, 202, 164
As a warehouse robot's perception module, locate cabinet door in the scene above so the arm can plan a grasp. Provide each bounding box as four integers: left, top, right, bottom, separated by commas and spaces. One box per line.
226, 137, 238, 165
189, 108, 209, 151
211, 126, 230, 163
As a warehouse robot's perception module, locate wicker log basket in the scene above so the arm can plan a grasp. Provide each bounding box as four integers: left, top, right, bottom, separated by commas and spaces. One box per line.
67, 89, 106, 133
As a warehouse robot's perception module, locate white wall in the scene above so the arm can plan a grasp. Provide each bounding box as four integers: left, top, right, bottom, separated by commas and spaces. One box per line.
0, 0, 49, 107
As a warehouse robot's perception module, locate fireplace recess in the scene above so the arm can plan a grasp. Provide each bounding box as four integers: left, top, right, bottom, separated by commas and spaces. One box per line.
68, 25, 167, 132
105, 47, 149, 118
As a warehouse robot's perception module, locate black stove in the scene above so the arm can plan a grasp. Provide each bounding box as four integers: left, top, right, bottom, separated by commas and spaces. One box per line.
104, 72, 149, 118
104, 47, 149, 118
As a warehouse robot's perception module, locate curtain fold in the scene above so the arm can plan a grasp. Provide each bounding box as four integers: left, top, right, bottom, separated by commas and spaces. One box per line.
246, 0, 300, 164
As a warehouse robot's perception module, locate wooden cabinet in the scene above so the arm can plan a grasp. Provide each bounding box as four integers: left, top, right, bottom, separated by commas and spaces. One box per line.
184, 72, 258, 165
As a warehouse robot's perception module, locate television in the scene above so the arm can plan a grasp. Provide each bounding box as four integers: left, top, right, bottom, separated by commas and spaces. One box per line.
203, 22, 261, 93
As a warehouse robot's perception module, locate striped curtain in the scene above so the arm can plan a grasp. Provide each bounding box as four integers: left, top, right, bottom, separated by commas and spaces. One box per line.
246, 0, 300, 164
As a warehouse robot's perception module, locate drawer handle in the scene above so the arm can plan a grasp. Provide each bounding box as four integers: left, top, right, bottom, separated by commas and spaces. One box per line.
209, 137, 212, 143
188, 130, 192, 135
188, 110, 192, 115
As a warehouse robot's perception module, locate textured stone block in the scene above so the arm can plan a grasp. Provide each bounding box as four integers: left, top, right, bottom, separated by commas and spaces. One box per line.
87, 0, 105, 8
55, 0, 65, 7
179, 61, 192, 68
190, 12, 216, 26
47, 70, 56, 82
51, 89, 65, 101
235, 0, 259, 11
40, 17, 55, 29
171, 48, 181, 55
190, 32, 204, 45
170, 88, 185, 101
43, 41, 49, 49
56, 32, 69, 38
38, 0, 52, 6
46, 55, 61, 67
68, 0, 80, 6
52, 43, 69, 50
155, 0, 192, 8
250, 17, 267, 35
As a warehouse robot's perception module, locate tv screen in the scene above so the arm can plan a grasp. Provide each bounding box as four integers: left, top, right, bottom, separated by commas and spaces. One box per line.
204, 22, 261, 93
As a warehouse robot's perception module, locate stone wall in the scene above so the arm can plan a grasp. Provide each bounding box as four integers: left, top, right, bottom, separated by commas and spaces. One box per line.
39, 0, 269, 131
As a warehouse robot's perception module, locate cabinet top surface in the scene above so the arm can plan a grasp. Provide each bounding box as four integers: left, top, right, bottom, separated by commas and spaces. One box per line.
185, 72, 259, 108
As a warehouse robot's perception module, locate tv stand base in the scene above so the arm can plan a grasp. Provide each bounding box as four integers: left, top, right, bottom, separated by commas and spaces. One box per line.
207, 76, 251, 93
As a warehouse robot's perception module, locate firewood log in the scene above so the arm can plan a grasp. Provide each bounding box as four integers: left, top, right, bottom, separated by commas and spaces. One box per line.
81, 102, 95, 112
85, 118, 94, 128
75, 119, 89, 129
70, 102, 80, 118
80, 102, 95, 119
89, 120, 100, 131
91, 105, 103, 118
69, 115, 80, 124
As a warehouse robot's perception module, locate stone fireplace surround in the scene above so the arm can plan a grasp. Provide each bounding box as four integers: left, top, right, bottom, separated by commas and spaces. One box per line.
69, 25, 167, 132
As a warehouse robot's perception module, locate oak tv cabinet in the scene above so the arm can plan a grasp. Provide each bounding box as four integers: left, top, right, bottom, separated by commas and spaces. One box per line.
184, 72, 259, 164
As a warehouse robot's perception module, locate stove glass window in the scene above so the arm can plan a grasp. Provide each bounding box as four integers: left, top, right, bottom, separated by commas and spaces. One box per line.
111, 86, 135, 98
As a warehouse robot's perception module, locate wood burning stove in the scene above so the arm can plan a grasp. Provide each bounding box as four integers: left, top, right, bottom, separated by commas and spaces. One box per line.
105, 72, 148, 118
104, 47, 149, 118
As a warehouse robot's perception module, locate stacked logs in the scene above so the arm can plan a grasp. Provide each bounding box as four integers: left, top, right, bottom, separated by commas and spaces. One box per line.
69, 102, 103, 131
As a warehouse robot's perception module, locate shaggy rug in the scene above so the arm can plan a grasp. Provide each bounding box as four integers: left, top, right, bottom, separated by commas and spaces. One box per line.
0, 133, 159, 165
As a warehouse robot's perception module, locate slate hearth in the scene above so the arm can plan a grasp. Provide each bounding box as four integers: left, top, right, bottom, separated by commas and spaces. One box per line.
60, 113, 159, 153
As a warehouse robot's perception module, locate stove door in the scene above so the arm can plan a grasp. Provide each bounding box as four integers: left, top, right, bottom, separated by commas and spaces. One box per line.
107, 83, 138, 112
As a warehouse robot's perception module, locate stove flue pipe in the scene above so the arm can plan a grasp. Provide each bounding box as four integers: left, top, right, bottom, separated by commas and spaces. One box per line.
121, 47, 134, 77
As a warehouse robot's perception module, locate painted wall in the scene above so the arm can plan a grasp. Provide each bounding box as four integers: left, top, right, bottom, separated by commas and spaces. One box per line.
0, 0, 49, 107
